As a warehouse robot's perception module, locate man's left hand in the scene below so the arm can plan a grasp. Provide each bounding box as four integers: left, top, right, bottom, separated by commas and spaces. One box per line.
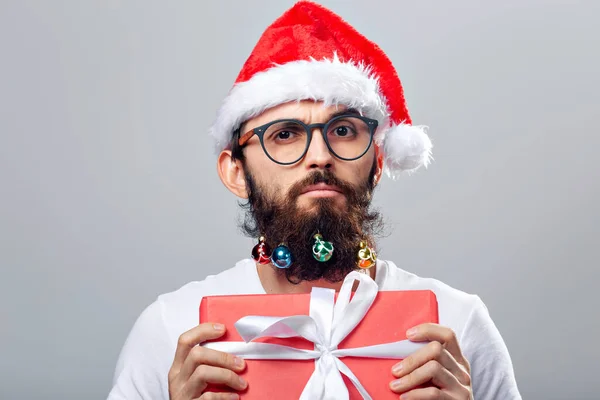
389, 323, 473, 399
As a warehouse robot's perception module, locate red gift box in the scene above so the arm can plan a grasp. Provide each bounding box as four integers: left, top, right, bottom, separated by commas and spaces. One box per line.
200, 282, 438, 399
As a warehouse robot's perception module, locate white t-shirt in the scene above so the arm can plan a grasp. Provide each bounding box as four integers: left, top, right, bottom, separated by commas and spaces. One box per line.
108, 259, 522, 399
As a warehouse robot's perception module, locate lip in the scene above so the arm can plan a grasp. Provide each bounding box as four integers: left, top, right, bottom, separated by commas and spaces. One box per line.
300, 183, 343, 198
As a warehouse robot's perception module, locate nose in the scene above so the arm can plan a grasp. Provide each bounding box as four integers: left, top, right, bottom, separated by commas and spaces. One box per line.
303, 128, 334, 170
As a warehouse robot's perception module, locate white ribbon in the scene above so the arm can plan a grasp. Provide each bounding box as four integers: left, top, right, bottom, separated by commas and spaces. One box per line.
204, 271, 425, 400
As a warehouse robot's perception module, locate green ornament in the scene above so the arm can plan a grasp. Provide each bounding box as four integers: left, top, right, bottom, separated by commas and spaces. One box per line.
312, 233, 334, 262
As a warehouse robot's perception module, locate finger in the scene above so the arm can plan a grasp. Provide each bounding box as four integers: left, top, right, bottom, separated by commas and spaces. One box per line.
196, 392, 240, 400
172, 323, 227, 374
184, 365, 247, 398
406, 323, 466, 367
179, 345, 246, 382
392, 341, 470, 386
396, 386, 453, 400
390, 360, 462, 394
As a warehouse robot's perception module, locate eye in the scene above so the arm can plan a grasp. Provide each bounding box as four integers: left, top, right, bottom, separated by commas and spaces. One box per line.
329, 124, 357, 138
334, 126, 350, 136
265, 122, 306, 143
277, 130, 293, 140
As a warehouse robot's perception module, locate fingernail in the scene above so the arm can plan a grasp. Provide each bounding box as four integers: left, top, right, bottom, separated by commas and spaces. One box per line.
391, 377, 406, 390
228, 394, 239, 400
392, 361, 403, 374
234, 356, 245, 369
238, 376, 248, 389
213, 323, 225, 331
406, 327, 418, 338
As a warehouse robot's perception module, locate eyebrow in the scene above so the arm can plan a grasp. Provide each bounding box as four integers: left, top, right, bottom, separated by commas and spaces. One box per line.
287, 107, 361, 125
328, 108, 360, 120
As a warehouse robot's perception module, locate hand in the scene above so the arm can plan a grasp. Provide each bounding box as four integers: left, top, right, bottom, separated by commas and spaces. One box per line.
168, 323, 247, 400
389, 323, 473, 399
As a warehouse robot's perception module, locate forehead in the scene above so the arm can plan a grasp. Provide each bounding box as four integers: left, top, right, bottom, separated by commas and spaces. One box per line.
242, 101, 352, 132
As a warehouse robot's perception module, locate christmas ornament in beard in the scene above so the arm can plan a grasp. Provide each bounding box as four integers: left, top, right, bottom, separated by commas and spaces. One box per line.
239, 166, 384, 284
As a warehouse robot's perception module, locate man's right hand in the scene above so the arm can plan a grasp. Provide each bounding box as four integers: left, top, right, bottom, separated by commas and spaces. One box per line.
168, 323, 247, 400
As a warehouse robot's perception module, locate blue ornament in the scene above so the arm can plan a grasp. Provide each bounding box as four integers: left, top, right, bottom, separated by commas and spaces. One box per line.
271, 244, 293, 269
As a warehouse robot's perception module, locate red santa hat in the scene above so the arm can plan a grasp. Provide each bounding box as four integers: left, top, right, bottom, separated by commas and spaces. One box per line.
210, 0, 432, 178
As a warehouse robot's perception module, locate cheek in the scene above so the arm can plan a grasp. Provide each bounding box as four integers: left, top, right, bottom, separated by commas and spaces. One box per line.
245, 146, 272, 179
341, 152, 376, 185
245, 153, 293, 193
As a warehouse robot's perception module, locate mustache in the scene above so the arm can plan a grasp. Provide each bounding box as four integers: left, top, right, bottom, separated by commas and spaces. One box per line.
287, 170, 357, 201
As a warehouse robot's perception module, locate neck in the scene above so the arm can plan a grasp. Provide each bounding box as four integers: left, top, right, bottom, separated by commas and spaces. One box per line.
257, 262, 376, 294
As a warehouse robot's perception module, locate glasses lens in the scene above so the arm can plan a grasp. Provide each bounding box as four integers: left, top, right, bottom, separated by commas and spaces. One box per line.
326, 116, 372, 159
262, 120, 309, 164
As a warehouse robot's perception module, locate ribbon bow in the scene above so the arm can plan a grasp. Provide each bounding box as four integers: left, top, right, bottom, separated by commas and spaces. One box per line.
204, 271, 425, 399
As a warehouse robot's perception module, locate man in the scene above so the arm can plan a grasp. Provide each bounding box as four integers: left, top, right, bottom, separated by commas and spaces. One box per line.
108, 2, 521, 399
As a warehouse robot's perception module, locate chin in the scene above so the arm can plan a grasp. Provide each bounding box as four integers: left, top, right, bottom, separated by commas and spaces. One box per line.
297, 197, 347, 213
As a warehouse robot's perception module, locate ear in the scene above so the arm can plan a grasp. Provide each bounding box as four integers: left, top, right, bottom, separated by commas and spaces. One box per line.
217, 150, 248, 199
373, 145, 384, 186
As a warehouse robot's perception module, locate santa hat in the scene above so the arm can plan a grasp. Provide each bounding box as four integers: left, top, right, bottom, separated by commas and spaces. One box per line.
210, 0, 432, 178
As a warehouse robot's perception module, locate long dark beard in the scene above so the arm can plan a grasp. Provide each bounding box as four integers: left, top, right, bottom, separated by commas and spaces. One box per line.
239, 164, 385, 284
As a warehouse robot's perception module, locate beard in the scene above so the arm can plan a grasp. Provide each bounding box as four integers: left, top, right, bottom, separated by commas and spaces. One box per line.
239, 163, 384, 284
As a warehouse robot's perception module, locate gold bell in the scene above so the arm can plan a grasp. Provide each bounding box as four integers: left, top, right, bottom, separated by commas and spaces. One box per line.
356, 240, 377, 269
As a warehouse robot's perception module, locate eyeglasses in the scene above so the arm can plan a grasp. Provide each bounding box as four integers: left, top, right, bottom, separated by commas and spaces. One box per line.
237, 114, 378, 165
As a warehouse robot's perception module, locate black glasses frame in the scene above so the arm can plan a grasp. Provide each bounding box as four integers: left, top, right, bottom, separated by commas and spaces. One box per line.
237, 114, 378, 165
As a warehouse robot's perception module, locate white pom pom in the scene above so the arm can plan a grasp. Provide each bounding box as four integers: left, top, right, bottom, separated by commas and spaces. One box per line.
382, 124, 433, 179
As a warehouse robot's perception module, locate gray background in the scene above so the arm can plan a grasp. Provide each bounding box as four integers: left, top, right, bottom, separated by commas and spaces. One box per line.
1, 0, 598, 399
